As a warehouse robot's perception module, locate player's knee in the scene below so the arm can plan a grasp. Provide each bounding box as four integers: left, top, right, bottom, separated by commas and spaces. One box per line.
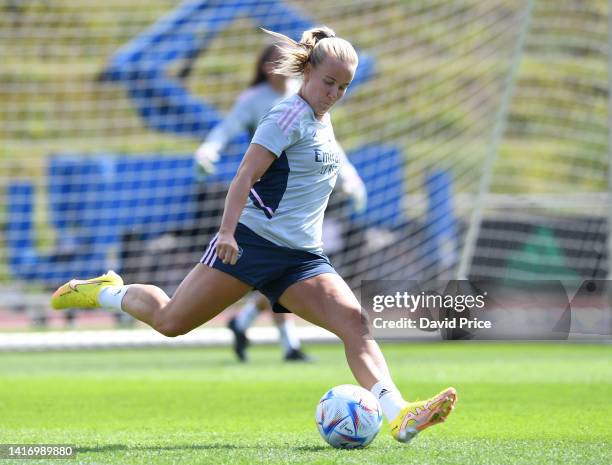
335, 306, 371, 341
158, 324, 184, 338
153, 312, 189, 338
156, 321, 189, 338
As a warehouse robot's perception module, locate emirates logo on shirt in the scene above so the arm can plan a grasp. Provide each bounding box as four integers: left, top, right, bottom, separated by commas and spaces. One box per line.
314, 149, 340, 175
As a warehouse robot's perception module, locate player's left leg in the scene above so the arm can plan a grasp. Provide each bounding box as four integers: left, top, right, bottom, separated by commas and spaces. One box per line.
277, 273, 457, 443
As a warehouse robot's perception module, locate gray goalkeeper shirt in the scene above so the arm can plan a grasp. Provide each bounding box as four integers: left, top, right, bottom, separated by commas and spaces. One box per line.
204, 81, 299, 148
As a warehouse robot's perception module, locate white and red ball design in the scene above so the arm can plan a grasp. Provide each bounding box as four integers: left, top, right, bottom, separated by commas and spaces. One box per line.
315, 384, 383, 449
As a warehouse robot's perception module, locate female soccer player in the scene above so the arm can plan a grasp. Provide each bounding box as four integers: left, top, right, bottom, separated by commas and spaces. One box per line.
52, 26, 457, 443
196, 42, 366, 363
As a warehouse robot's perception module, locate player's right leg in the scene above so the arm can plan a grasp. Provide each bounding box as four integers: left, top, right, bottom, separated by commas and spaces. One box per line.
278, 272, 457, 443
52, 270, 124, 309
52, 264, 252, 337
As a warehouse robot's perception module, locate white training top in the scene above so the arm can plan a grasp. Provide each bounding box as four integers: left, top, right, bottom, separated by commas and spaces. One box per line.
239, 94, 344, 254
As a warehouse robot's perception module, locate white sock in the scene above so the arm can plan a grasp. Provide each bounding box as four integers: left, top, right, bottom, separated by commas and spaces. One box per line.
370, 380, 407, 422
235, 301, 258, 332
97, 285, 130, 312
278, 320, 301, 354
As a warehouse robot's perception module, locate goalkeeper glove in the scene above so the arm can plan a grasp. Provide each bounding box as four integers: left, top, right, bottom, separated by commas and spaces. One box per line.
339, 174, 368, 214
194, 142, 221, 176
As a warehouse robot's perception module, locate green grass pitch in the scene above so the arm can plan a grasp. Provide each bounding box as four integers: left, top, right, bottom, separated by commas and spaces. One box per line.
1, 342, 610, 464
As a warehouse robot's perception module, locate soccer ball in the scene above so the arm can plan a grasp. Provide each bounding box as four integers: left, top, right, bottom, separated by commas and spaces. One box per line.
315, 384, 383, 449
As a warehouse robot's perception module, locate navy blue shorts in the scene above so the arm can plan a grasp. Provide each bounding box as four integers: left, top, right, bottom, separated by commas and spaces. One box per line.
200, 223, 337, 312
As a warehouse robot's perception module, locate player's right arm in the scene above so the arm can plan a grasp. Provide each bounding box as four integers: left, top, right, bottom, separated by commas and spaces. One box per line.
216, 99, 298, 264
195, 92, 254, 174
216, 143, 276, 264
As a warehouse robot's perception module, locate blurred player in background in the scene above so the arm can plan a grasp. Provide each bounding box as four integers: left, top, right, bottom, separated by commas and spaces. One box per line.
52, 26, 457, 443
195, 42, 367, 363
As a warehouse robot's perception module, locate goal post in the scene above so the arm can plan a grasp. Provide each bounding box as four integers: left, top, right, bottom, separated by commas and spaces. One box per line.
457, 0, 535, 279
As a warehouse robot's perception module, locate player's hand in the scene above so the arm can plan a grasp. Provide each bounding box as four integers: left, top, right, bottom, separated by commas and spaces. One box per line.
216, 231, 240, 265
194, 142, 220, 175
350, 177, 368, 214
337, 164, 368, 214
340, 175, 367, 214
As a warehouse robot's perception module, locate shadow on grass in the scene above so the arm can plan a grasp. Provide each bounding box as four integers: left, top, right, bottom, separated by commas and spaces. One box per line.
294, 445, 330, 452
77, 443, 243, 454
79, 443, 331, 454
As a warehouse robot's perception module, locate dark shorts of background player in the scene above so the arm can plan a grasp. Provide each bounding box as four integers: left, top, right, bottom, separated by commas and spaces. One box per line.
200, 223, 337, 313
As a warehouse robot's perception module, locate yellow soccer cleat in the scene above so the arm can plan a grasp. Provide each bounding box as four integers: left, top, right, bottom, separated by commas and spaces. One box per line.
390, 387, 457, 443
51, 270, 123, 310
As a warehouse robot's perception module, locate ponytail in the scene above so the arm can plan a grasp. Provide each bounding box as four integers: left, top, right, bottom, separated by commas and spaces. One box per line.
261, 26, 357, 77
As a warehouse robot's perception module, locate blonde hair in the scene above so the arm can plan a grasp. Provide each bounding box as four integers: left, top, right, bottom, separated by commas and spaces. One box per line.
261, 26, 358, 77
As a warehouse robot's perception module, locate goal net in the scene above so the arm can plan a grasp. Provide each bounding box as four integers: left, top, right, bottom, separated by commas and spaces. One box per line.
1, 0, 609, 325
